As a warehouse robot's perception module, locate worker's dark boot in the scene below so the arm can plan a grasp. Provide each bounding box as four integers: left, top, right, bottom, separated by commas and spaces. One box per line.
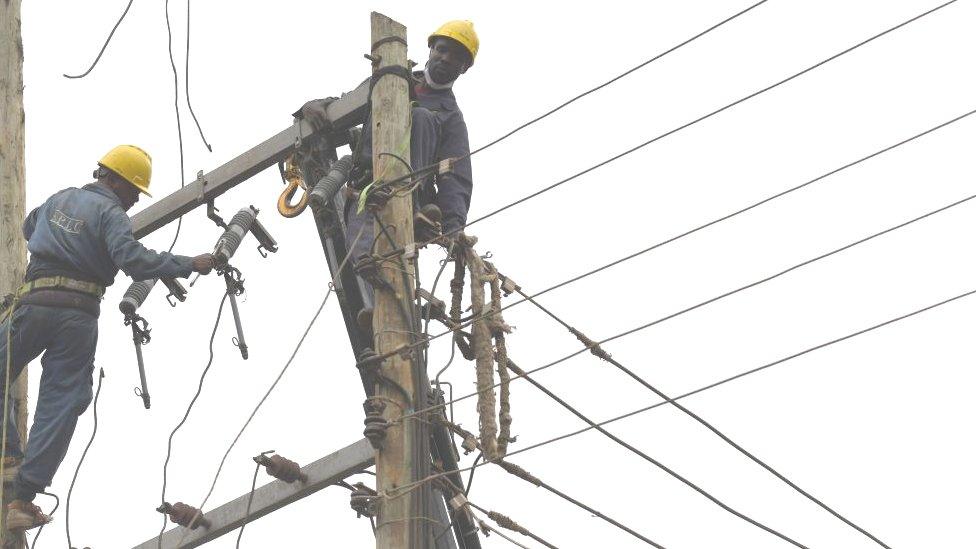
6, 500, 52, 532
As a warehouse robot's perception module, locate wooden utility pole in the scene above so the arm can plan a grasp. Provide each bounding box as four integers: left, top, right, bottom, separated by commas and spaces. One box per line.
369, 12, 427, 549
0, 0, 30, 545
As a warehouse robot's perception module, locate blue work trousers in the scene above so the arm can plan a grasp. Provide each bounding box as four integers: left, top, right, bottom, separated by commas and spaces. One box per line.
0, 304, 96, 498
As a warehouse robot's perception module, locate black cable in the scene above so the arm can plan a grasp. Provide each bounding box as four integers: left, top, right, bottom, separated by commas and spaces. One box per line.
457, 0, 958, 235
164, 0, 186, 254
426, 190, 976, 418
377, 0, 959, 255
185, 0, 212, 152
64, 367, 105, 549
506, 360, 809, 548
157, 293, 228, 549
410, 288, 976, 543
375, 106, 976, 366
63, 0, 135, 79
464, 451, 483, 497
520, 290, 891, 548
504, 287, 976, 463
28, 491, 60, 549
234, 461, 262, 548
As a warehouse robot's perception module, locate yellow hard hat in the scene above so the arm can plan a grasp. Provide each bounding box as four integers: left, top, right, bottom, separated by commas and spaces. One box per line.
428, 20, 479, 65
98, 144, 152, 196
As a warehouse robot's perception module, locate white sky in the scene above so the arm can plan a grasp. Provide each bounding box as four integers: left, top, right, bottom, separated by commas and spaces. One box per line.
18, 1, 976, 547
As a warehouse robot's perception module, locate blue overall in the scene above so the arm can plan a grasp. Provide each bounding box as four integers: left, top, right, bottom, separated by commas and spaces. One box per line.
345, 75, 474, 262
2, 182, 194, 499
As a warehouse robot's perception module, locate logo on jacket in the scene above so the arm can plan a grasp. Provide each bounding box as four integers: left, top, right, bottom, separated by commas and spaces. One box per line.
50, 210, 85, 234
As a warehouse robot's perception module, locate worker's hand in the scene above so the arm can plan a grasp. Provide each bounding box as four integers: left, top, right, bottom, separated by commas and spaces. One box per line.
297, 97, 337, 132
192, 254, 215, 275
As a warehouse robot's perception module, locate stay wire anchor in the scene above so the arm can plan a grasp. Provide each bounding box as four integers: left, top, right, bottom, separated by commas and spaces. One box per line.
157, 501, 211, 530
253, 452, 307, 484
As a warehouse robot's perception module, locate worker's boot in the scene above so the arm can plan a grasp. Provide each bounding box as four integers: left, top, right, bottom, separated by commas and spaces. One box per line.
5, 499, 52, 532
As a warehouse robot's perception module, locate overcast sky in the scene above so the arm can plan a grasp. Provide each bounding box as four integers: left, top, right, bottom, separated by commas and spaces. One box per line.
17, 1, 976, 547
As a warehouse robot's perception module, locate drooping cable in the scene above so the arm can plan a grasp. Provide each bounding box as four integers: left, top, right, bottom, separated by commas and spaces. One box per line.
63, 0, 135, 79
164, 0, 187, 254
525, 271, 891, 546
170, 227, 366, 546
185, 0, 212, 152
157, 293, 228, 549
427, 288, 976, 514
28, 491, 59, 549
64, 367, 105, 549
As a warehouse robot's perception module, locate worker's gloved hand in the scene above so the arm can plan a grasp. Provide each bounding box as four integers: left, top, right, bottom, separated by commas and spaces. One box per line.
295, 97, 338, 132
192, 254, 216, 275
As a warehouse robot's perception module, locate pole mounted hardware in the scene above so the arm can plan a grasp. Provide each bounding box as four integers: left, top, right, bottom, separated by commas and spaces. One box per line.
253, 453, 308, 484
157, 502, 211, 530
119, 277, 188, 409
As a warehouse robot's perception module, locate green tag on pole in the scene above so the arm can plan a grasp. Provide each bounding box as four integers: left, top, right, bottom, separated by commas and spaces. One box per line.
357, 181, 376, 214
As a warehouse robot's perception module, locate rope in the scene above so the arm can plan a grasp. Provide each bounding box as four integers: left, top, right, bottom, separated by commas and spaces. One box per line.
157, 293, 229, 549
62, 0, 135, 78
0, 296, 19, 523
64, 367, 105, 549
527, 288, 895, 547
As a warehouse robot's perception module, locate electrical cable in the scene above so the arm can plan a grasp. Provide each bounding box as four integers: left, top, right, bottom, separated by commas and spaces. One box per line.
414, 190, 976, 421
185, 0, 212, 152
63, 0, 135, 79
170, 227, 366, 546
381, 0, 960, 252
157, 293, 228, 549
64, 367, 105, 549
428, 288, 976, 516
164, 0, 187, 254
466, 501, 560, 549
465, 0, 770, 159
520, 280, 890, 547
369, 106, 976, 374
234, 460, 262, 548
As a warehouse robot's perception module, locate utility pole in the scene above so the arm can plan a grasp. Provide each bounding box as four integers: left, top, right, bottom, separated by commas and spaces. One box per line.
369, 12, 427, 549
0, 0, 30, 546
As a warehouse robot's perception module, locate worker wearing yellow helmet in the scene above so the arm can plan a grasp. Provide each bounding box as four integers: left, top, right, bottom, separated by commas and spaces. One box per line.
0, 146, 215, 531
299, 19, 479, 329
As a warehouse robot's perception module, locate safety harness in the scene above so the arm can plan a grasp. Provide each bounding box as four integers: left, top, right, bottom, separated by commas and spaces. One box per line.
0, 276, 104, 323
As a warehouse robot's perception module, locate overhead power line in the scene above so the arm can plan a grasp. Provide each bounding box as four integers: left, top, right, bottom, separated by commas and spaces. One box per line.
164, 0, 187, 254
185, 0, 212, 152
423, 190, 976, 418
515, 290, 892, 548
411, 288, 976, 540
63, 0, 135, 79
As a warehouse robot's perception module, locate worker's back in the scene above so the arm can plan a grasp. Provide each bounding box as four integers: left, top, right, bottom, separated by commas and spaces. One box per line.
24, 184, 125, 287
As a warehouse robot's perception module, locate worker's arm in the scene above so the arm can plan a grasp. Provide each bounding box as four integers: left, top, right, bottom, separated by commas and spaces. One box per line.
434, 112, 473, 234
102, 207, 196, 281
22, 207, 40, 240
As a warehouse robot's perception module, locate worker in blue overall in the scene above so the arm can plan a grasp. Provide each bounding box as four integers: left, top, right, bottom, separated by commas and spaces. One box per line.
0, 145, 215, 532
298, 20, 479, 326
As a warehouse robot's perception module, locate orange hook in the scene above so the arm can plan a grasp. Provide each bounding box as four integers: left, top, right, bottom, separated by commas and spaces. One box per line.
277, 155, 309, 218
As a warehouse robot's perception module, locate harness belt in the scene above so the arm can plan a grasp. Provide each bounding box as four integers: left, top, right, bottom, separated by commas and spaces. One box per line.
0, 276, 104, 322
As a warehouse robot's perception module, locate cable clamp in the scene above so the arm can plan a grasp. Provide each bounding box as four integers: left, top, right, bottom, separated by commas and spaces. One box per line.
569, 327, 611, 362
349, 482, 379, 518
